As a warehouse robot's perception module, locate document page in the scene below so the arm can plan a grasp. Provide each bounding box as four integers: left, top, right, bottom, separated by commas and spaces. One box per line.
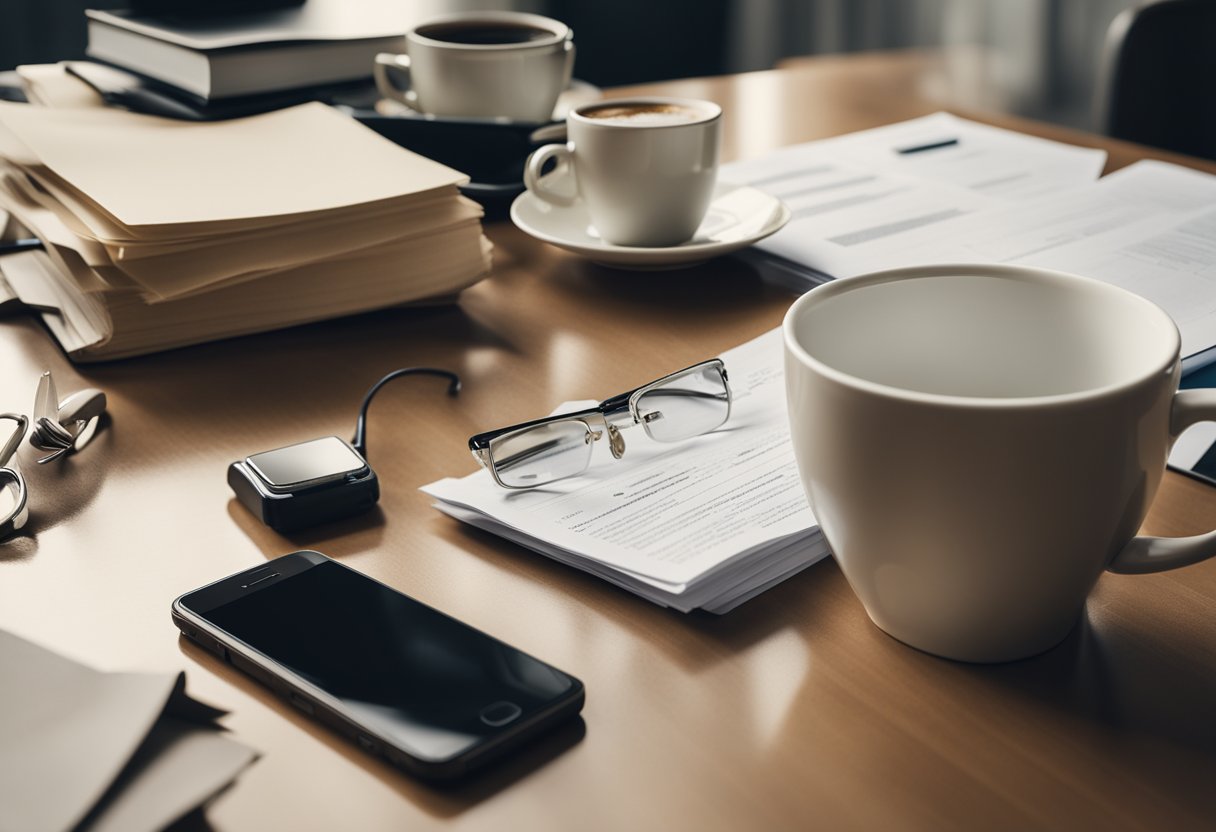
423, 329, 821, 588
849, 161, 1216, 364
805, 112, 1108, 200
1002, 162, 1216, 364
722, 112, 1107, 279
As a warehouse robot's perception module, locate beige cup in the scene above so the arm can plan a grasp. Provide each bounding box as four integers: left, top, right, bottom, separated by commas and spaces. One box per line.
782, 263, 1216, 663
374, 11, 574, 123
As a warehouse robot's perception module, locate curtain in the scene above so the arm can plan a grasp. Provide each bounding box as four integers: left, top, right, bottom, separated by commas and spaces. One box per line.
1, 0, 1147, 129
724, 0, 1143, 127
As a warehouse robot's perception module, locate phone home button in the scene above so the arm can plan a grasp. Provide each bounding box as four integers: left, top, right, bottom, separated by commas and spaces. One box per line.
480, 701, 522, 727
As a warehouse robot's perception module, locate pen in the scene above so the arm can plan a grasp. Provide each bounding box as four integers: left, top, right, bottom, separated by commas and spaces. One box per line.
0, 238, 44, 257
896, 138, 960, 155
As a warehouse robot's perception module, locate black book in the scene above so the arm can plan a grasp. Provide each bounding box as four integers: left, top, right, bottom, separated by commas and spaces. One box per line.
85, 2, 408, 103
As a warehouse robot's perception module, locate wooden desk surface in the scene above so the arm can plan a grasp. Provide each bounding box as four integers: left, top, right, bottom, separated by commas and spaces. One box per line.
3, 52, 1216, 832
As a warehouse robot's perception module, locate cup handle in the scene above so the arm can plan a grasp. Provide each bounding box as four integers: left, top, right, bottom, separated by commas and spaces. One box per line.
524, 143, 578, 207
374, 52, 412, 104
1109, 388, 1216, 573
561, 39, 576, 91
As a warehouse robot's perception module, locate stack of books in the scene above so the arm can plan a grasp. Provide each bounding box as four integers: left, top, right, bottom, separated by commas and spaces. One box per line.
0, 100, 490, 361
85, 2, 407, 103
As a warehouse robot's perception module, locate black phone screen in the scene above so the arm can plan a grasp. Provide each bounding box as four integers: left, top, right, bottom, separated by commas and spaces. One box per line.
191, 560, 578, 763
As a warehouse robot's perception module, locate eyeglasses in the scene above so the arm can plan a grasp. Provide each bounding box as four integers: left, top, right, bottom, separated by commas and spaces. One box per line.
0, 413, 30, 539
469, 359, 731, 489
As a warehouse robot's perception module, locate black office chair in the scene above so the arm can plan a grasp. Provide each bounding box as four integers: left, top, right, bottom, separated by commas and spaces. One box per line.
1095, 0, 1216, 161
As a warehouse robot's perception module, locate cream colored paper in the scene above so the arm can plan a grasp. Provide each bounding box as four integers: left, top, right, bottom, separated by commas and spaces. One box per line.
71, 227, 488, 359
0, 98, 491, 361
0, 251, 108, 349
0, 166, 481, 299
0, 170, 113, 267
0, 629, 255, 832
87, 718, 258, 832
15, 64, 106, 109
0, 101, 467, 228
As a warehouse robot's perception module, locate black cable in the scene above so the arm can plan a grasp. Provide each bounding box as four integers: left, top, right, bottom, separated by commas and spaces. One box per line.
351, 367, 460, 459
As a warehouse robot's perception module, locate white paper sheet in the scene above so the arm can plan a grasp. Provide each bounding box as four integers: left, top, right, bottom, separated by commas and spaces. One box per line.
722, 112, 1108, 280
838, 161, 1216, 365
423, 329, 828, 606
804, 112, 1108, 200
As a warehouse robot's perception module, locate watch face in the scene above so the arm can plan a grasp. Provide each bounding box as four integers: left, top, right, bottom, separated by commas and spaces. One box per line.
246, 436, 367, 490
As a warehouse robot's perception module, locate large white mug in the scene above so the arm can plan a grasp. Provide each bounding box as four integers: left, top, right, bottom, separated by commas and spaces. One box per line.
782, 263, 1216, 663
524, 98, 721, 247
374, 11, 574, 123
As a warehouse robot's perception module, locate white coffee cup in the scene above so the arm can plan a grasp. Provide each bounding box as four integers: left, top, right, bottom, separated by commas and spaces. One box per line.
374, 11, 575, 123
782, 263, 1216, 663
523, 98, 721, 247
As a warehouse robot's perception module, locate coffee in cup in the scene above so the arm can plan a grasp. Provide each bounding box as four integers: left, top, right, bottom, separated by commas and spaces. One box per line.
413, 20, 557, 45
782, 263, 1216, 662
579, 102, 707, 126
523, 98, 721, 247
374, 11, 575, 123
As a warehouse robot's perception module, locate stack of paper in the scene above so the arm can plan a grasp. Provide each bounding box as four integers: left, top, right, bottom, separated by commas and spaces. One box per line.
0, 628, 256, 832
723, 112, 1216, 371
0, 100, 490, 361
423, 330, 829, 613
722, 112, 1108, 285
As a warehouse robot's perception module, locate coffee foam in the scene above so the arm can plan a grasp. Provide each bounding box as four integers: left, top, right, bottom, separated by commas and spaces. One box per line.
580, 103, 704, 126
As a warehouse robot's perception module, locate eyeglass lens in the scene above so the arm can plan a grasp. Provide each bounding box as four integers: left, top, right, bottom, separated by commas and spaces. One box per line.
635, 365, 730, 443
489, 420, 595, 488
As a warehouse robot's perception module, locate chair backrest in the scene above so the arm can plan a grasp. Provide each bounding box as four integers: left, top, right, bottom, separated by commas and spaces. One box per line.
1095, 0, 1216, 160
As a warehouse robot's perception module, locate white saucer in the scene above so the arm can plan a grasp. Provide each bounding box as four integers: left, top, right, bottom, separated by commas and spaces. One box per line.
374, 79, 602, 125
509, 180, 791, 270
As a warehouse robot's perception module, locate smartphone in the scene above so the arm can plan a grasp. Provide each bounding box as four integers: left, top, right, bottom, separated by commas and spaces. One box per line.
172, 551, 584, 780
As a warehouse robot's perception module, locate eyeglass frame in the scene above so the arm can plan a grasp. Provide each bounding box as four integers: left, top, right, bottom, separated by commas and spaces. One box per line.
0, 413, 30, 540
468, 358, 731, 489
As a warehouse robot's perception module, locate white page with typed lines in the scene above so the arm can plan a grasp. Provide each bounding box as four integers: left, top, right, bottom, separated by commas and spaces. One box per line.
423, 329, 824, 588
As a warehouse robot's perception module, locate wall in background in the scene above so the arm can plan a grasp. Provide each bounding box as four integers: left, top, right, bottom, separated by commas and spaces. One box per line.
0, 0, 1146, 130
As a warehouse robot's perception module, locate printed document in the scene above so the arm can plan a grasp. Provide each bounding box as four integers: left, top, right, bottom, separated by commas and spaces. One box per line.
724, 113, 1216, 370
722, 112, 1108, 280
423, 329, 829, 613
828, 160, 1216, 368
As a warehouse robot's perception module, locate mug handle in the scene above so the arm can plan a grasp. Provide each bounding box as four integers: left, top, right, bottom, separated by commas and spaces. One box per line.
560, 40, 576, 91
373, 52, 412, 105
1109, 388, 1216, 573
524, 143, 578, 207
